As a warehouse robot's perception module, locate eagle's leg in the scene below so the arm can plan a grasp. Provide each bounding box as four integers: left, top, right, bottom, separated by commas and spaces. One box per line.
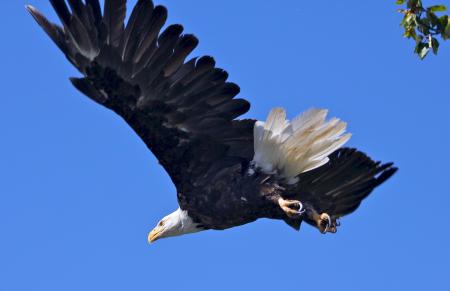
305, 206, 339, 234
278, 198, 305, 218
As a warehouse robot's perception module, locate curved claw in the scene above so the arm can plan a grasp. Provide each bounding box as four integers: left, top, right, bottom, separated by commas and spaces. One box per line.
278, 198, 305, 218
297, 201, 306, 215
319, 213, 332, 234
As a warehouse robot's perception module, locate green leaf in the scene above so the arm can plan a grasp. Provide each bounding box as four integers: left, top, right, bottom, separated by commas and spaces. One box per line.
401, 12, 415, 27
444, 16, 450, 39
404, 27, 416, 38
429, 5, 447, 12
431, 37, 440, 54
417, 24, 430, 35
426, 11, 441, 26
407, 0, 423, 9
418, 17, 431, 27
438, 15, 449, 30
416, 42, 430, 59
396, 0, 406, 4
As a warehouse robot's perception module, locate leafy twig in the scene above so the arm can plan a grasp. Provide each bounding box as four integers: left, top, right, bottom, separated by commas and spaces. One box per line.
397, 0, 450, 59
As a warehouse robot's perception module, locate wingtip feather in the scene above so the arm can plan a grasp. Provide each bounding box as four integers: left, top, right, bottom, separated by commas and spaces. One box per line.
25, 4, 41, 20
25, 4, 34, 12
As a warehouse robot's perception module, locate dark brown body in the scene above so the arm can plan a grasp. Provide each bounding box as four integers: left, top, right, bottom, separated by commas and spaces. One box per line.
176, 146, 398, 232
178, 164, 286, 230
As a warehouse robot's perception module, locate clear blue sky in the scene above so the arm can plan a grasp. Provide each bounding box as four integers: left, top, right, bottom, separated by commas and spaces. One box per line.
1, 0, 449, 290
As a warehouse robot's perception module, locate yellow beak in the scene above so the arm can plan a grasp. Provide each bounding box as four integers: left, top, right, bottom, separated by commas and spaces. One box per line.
148, 228, 162, 243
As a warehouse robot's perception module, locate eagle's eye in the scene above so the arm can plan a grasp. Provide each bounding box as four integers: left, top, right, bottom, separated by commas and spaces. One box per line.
159, 221, 164, 227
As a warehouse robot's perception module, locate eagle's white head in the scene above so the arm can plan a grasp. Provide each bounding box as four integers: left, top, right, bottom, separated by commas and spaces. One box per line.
148, 208, 203, 243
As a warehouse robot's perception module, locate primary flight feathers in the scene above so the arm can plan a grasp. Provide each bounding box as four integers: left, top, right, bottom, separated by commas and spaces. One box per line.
27, 0, 397, 242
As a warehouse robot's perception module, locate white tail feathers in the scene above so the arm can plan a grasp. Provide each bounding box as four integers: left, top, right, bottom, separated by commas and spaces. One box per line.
253, 108, 351, 184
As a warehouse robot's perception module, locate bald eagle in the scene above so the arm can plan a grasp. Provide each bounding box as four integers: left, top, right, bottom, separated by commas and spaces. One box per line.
27, 0, 397, 243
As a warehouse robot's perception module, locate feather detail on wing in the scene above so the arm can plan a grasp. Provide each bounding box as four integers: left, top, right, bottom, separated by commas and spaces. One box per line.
253, 108, 351, 184
27, 0, 255, 188
293, 148, 398, 218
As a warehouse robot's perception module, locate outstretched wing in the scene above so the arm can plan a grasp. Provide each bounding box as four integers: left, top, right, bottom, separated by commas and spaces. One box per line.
27, 0, 255, 187
292, 148, 398, 220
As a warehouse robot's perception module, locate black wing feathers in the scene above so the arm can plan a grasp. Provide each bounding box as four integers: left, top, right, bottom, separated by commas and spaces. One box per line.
67, 0, 84, 18
49, 0, 71, 26
293, 148, 398, 218
28, 0, 254, 187
133, 5, 168, 63
69, 77, 107, 104
26, 6, 67, 53
103, 0, 126, 46
86, 0, 102, 26
120, 0, 154, 62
